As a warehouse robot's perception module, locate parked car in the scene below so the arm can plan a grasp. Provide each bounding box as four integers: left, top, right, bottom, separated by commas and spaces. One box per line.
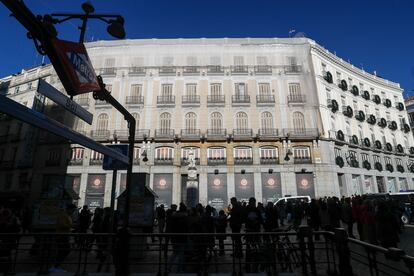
274, 195, 311, 206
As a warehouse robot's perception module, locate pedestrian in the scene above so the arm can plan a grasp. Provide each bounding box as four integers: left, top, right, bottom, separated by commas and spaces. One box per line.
78, 205, 91, 233
341, 198, 355, 238
215, 210, 227, 256
164, 204, 177, 257
156, 204, 166, 233
169, 203, 189, 272
307, 199, 320, 239
229, 197, 243, 258
376, 202, 400, 248
50, 204, 76, 273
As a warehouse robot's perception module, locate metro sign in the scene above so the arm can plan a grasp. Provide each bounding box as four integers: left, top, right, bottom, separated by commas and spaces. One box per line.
50, 38, 101, 96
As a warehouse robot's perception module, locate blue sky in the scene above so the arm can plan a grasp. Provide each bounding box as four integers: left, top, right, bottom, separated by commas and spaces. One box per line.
1, 0, 413, 97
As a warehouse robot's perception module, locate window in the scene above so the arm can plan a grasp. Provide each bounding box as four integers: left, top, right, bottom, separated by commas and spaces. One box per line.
185, 112, 197, 131
334, 148, 342, 158
234, 56, 244, 66
234, 147, 252, 159
161, 84, 173, 97
163, 56, 174, 66
336, 72, 341, 84
353, 101, 358, 112
288, 83, 301, 97
133, 147, 141, 160
261, 112, 274, 130
235, 83, 247, 97
91, 150, 104, 161
385, 157, 392, 165
208, 147, 226, 159
46, 148, 60, 165
155, 147, 174, 160
182, 147, 200, 161
396, 158, 403, 166
258, 83, 271, 96
287, 56, 297, 65
326, 89, 331, 101
211, 112, 223, 130
186, 84, 197, 97
236, 112, 248, 129
361, 153, 369, 162
210, 83, 222, 97
96, 114, 108, 131
341, 96, 346, 107
159, 112, 171, 131
260, 147, 278, 159
293, 112, 305, 131
293, 147, 310, 161
257, 56, 268, 65
373, 155, 381, 164
104, 58, 115, 68
70, 147, 84, 160
187, 56, 197, 66
348, 150, 358, 161
130, 84, 142, 97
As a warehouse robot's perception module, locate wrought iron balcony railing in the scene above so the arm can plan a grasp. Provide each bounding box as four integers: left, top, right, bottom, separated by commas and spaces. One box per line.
207, 95, 225, 105
234, 157, 253, 165
254, 65, 272, 74
207, 65, 224, 74
68, 159, 83, 166
90, 159, 103, 165
181, 157, 200, 166
90, 130, 110, 140
294, 157, 312, 164
159, 67, 176, 75
256, 95, 275, 104
233, 129, 253, 138
155, 129, 175, 139
154, 158, 174, 165
157, 96, 175, 105
128, 67, 146, 75
258, 128, 279, 138
231, 65, 248, 74
287, 94, 306, 103
182, 95, 200, 104
181, 129, 200, 139
284, 65, 302, 74
183, 66, 200, 75
232, 95, 250, 104
125, 96, 144, 105
99, 67, 116, 76
207, 157, 227, 165
283, 128, 318, 138
260, 157, 279, 165
207, 129, 227, 139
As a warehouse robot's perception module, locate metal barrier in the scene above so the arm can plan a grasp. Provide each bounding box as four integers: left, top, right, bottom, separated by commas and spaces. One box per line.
0, 227, 413, 275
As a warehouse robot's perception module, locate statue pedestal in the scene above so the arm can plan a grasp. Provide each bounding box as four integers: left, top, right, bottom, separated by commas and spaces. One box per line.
186, 179, 198, 208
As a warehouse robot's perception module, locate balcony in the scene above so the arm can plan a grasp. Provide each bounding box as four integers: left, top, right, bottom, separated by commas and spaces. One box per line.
260, 157, 279, 165
125, 96, 144, 105
284, 65, 302, 74
207, 129, 227, 140
45, 159, 60, 167
207, 157, 226, 166
181, 157, 200, 166
183, 66, 200, 75
99, 68, 116, 76
234, 157, 253, 165
135, 129, 150, 141
90, 159, 103, 165
207, 95, 225, 106
287, 94, 306, 104
207, 66, 224, 75
231, 66, 248, 74
95, 99, 110, 107
232, 95, 250, 105
74, 98, 90, 107
254, 65, 272, 75
113, 130, 150, 141
154, 158, 174, 165
182, 95, 200, 106
155, 129, 175, 140
157, 96, 175, 106
128, 67, 146, 76
90, 130, 110, 141
0, 160, 14, 170
68, 159, 83, 166
283, 128, 319, 139
294, 157, 312, 164
233, 129, 253, 140
159, 67, 176, 76
181, 129, 200, 140
258, 128, 279, 139
256, 95, 275, 105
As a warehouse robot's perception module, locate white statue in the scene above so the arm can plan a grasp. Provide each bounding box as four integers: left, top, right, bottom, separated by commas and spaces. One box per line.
188, 148, 196, 168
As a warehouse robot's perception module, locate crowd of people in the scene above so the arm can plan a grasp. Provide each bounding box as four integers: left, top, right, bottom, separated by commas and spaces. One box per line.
0, 194, 412, 273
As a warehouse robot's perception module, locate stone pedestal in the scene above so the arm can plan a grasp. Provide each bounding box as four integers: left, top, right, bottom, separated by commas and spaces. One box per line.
186, 179, 199, 208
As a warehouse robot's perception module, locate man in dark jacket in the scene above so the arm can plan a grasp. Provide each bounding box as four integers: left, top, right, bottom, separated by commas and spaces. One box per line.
169, 203, 188, 272
229, 197, 243, 258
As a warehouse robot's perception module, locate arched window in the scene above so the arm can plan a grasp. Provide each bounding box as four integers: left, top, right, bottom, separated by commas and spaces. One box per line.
259, 146, 279, 164
210, 112, 223, 131
185, 112, 197, 131
236, 112, 248, 129
160, 112, 171, 132
234, 146, 253, 164
207, 147, 226, 165
261, 112, 274, 130
96, 113, 108, 130
155, 147, 174, 164
293, 146, 311, 163
292, 112, 305, 132
75, 118, 85, 132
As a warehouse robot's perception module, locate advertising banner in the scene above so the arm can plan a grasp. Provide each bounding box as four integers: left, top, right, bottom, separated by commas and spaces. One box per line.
234, 173, 254, 203
86, 174, 106, 195
262, 173, 282, 203
207, 173, 228, 211
153, 174, 173, 207
295, 173, 315, 198
85, 197, 104, 210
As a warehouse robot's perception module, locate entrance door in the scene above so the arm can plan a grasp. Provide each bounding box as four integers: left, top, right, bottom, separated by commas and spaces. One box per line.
376, 176, 386, 193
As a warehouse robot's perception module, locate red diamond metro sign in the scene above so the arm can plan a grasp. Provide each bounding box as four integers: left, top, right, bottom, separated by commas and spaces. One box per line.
50, 38, 101, 96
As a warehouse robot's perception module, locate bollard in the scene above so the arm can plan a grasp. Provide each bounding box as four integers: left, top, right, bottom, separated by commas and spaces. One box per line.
334, 228, 352, 276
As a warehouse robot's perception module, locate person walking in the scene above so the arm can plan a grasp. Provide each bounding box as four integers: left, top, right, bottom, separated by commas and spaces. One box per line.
341, 198, 355, 238
376, 202, 400, 248
156, 204, 166, 234
229, 197, 243, 258
215, 210, 227, 256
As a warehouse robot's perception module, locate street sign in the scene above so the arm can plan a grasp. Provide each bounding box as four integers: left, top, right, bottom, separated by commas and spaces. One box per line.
37, 79, 93, 125
103, 144, 129, 170
0, 95, 129, 164
50, 38, 101, 96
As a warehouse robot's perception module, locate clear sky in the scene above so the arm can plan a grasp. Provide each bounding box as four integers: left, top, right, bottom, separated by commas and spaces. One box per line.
0, 0, 413, 97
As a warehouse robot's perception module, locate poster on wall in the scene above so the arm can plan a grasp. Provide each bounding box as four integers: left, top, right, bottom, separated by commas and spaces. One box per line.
295, 173, 315, 198
153, 174, 173, 207
85, 197, 104, 210
86, 174, 106, 195
262, 172, 282, 203
234, 173, 254, 203
207, 173, 228, 211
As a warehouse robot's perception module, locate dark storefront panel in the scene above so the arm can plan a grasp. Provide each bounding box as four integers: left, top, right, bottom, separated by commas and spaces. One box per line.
234, 173, 255, 203
207, 173, 228, 211
295, 173, 315, 198
153, 173, 173, 207
262, 172, 282, 203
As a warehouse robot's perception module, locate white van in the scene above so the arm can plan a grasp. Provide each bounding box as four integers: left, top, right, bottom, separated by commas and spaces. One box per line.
274, 196, 311, 206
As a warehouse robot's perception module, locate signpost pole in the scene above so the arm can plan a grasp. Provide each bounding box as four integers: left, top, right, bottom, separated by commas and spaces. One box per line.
110, 169, 117, 232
